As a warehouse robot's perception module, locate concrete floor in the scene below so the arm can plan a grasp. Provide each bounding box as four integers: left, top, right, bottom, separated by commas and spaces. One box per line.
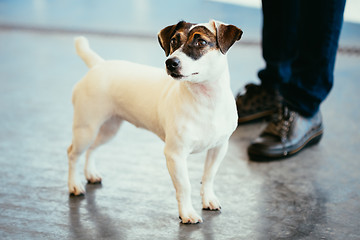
0, 1, 360, 239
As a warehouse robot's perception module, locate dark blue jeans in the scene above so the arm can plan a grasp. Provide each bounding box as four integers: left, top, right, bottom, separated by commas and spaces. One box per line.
259, 0, 346, 116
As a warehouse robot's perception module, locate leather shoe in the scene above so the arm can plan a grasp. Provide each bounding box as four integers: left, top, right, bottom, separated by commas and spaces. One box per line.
248, 105, 323, 161
235, 83, 281, 123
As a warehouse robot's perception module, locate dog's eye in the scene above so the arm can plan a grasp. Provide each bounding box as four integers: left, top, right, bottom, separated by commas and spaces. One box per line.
196, 39, 208, 47
170, 38, 177, 46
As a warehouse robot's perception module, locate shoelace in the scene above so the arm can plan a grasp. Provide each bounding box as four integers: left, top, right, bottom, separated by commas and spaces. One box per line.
268, 105, 296, 143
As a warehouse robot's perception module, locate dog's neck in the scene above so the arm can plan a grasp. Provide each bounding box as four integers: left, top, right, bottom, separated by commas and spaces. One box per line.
181, 70, 230, 100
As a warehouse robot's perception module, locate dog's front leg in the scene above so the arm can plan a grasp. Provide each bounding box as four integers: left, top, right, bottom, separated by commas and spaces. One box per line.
164, 146, 203, 224
201, 141, 229, 210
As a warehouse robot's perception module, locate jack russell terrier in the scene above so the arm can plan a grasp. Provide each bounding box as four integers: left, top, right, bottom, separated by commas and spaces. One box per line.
67, 20, 242, 224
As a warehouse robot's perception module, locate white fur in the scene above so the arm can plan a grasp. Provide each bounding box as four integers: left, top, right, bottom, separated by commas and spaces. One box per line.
170, 48, 228, 83
68, 23, 238, 224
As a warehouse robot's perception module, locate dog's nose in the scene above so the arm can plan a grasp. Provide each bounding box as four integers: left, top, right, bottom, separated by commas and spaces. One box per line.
166, 58, 181, 71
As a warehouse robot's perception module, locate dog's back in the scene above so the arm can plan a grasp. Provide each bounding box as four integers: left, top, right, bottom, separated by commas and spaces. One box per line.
72, 37, 176, 139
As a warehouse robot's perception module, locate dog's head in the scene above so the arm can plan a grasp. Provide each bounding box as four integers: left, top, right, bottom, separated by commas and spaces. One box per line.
158, 20, 242, 83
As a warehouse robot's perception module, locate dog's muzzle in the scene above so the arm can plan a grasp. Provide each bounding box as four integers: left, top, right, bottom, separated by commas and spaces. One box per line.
166, 57, 182, 79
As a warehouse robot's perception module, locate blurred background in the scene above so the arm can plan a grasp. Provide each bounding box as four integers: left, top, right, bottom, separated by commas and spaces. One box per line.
1, 0, 360, 42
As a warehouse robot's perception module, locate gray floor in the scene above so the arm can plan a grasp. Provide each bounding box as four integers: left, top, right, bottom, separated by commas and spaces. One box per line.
1, 1, 360, 240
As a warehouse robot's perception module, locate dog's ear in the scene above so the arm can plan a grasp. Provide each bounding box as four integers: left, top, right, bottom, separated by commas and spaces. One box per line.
158, 24, 178, 57
158, 21, 192, 57
213, 20, 243, 54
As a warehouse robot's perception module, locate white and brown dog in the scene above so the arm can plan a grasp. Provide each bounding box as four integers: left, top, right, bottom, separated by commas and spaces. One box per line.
67, 20, 242, 224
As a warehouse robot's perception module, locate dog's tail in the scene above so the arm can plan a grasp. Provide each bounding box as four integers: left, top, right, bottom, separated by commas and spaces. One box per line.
75, 36, 104, 68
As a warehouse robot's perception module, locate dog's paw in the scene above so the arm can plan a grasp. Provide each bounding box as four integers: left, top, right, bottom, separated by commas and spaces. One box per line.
68, 181, 86, 196
202, 193, 221, 211
86, 175, 102, 184
179, 210, 203, 224
85, 171, 102, 184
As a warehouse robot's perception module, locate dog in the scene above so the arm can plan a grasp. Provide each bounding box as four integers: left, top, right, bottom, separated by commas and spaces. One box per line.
67, 20, 242, 224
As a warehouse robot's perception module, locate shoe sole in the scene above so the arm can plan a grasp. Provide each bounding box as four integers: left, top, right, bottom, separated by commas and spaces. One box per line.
248, 128, 324, 162
238, 109, 275, 124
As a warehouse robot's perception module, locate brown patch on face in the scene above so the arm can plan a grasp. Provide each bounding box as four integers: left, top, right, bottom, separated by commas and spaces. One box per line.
159, 21, 242, 59
182, 26, 218, 60
158, 21, 194, 56
168, 31, 187, 55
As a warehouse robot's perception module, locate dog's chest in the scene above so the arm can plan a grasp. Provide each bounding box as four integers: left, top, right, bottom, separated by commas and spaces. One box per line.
179, 99, 237, 152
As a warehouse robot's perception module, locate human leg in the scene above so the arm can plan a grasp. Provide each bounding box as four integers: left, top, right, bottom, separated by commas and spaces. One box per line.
236, 0, 299, 123
248, 0, 346, 160
280, 0, 346, 116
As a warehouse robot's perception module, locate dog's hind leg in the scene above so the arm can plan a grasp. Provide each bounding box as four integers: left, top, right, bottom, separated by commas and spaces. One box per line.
68, 123, 99, 196
201, 141, 229, 210
85, 116, 122, 184
67, 100, 110, 196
